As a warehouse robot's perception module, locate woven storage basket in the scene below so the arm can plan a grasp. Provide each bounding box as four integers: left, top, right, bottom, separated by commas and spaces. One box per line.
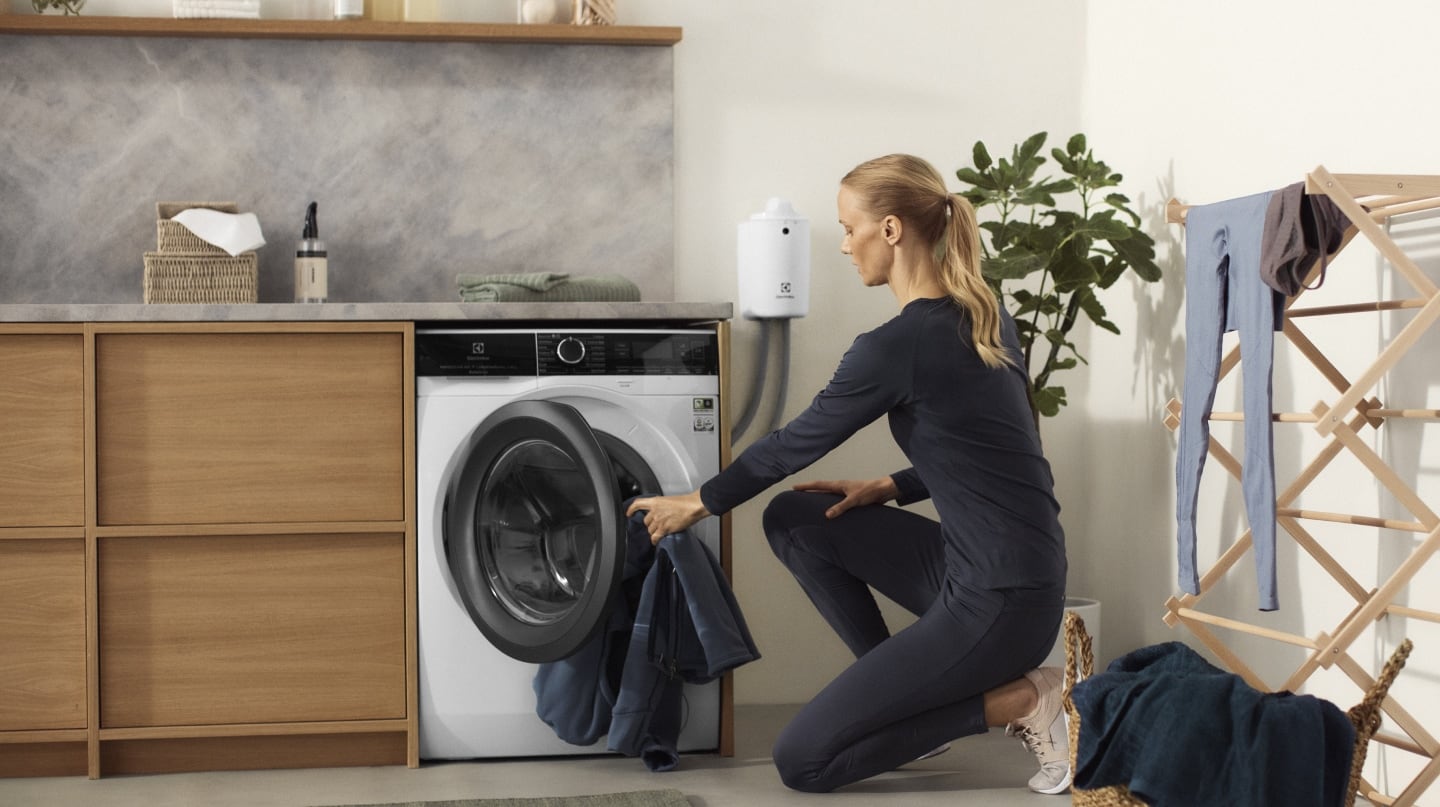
1061, 611, 1411, 806
155, 201, 238, 255
142, 251, 258, 304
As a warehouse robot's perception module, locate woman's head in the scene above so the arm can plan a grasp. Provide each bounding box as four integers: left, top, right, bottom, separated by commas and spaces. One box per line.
839, 154, 1011, 369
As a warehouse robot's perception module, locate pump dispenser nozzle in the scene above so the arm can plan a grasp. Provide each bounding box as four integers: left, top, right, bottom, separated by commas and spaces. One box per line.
294, 201, 328, 303
302, 201, 319, 240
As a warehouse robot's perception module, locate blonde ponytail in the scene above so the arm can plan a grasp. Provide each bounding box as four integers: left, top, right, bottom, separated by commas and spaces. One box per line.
938, 193, 1010, 369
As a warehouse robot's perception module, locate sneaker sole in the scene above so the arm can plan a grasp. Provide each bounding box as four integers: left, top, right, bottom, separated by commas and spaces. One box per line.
1030, 768, 1073, 795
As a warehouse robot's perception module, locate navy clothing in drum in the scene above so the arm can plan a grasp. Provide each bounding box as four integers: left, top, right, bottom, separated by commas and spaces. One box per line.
701, 296, 1068, 792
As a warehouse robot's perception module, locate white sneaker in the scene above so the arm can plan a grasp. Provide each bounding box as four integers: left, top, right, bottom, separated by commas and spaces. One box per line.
1007, 667, 1072, 795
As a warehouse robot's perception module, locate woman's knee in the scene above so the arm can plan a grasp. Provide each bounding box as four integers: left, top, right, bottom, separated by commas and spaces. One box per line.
772, 722, 835, 793
762, 489, 834, 559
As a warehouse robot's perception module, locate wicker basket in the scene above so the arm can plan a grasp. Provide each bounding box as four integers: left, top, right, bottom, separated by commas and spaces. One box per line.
1061, 611, 1411, 806
142, 251, 258, 304
155, 201, 238, 255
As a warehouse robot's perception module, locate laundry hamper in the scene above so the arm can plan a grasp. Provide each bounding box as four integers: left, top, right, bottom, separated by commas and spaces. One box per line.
1060, 612, 1411, 807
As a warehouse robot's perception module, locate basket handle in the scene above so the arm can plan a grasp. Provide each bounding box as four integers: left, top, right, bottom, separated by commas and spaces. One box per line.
1344, 638, 1412, 807
1063, 610, 1095, 693
1063, 609, 1095, 787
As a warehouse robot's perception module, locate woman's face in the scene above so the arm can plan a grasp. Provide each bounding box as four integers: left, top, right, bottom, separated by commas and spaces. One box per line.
837, 184, 892, 287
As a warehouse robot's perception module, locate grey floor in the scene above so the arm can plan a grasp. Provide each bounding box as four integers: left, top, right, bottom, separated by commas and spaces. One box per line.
0, 705, 1061, 807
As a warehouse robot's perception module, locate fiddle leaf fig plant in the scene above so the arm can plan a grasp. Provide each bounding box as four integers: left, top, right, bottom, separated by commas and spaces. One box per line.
955, 131, 1161, 422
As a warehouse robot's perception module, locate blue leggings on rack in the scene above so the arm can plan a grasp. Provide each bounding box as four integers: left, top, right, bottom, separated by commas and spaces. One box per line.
1176, 191, 1285, 611
761, 490, 1064, 793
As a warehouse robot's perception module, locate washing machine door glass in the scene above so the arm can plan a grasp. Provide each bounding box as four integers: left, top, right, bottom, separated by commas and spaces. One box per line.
445, 400, 628, 664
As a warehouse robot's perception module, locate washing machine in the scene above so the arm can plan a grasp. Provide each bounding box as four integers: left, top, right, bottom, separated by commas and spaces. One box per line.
416, 327, 724, 760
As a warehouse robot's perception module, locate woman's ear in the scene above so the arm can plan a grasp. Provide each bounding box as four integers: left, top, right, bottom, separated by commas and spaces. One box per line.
883, 215, 902, 246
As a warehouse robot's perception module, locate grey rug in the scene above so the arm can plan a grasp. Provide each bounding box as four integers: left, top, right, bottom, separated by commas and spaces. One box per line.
324, 790, 690, 807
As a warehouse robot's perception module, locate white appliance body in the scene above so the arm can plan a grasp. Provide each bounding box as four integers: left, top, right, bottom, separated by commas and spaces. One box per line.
416, 328, 723, 760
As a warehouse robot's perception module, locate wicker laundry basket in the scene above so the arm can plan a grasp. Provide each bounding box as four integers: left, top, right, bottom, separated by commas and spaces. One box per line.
1061, 611, 1411, 807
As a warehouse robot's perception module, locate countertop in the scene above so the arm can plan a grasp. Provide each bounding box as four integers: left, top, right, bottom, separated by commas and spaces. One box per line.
0, 301, 733, 323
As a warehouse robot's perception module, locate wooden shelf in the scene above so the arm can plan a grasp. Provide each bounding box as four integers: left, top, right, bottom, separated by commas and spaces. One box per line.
0, 14, 682, 45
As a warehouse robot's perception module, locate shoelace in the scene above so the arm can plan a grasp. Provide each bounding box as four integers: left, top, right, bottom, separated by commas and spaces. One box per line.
1008, 721, 1059, 760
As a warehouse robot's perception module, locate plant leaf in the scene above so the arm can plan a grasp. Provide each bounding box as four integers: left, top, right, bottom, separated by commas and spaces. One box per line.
954, 167, 996, 191
972, 141, 993, 171
1066, 133, 1087, 156
1079, 290, 1120, 334
1032, 385, 1067, 418
983, 248, 1048, 281
1018, 132, 1048, 164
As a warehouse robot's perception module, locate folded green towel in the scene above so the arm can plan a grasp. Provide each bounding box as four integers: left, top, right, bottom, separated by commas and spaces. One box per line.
457, 272, 570, 293
457, 273, 641, 303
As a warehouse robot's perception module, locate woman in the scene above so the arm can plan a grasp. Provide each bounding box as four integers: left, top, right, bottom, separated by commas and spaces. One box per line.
626, 154, 1070, 795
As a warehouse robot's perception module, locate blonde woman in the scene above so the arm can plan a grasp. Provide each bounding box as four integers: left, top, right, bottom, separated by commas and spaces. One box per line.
628, 154, 1070, 795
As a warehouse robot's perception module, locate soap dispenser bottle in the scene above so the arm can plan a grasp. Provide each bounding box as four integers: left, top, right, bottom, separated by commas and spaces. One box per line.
294, 201, 328, 303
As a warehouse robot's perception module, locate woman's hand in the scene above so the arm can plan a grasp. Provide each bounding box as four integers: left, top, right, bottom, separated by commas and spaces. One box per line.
792, 476, 898, 519
625, 490, 711, 545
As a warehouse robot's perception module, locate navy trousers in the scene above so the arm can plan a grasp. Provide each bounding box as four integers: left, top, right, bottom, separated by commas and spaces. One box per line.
762, 490, 1064, 793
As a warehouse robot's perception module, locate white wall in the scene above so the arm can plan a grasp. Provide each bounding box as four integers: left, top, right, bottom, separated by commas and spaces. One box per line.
1082, 1, 1440, 798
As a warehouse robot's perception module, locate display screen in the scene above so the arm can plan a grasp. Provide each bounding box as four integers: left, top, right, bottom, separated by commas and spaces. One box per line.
415, 332, 538, 376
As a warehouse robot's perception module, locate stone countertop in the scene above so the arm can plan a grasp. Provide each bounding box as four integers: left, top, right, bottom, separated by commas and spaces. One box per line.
0, 301, 733, 323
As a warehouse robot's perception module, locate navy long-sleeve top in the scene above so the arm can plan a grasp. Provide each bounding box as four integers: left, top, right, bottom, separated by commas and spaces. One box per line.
700, 296, 1066, 591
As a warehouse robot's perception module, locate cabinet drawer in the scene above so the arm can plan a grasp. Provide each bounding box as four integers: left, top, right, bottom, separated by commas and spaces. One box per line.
99, 533, 406, 728
95, 331, 404, 526
0, 539, 87, 731
0, 334, 84, 528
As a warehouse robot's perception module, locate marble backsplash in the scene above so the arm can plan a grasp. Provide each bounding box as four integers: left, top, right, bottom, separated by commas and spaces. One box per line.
0, 35, 674, 303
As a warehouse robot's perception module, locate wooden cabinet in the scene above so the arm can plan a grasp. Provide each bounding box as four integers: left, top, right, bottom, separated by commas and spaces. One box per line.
0, 540, 86, 732
95, 331, 405, 525
0, 322, 416, 779
0, 331, 84, 527
99, 533, 406, 728
0, 326, 88, 777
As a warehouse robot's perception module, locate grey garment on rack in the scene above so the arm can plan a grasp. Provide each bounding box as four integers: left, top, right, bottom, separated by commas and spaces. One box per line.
1176, 190, 1285, 611
1260, 182, 1352, 296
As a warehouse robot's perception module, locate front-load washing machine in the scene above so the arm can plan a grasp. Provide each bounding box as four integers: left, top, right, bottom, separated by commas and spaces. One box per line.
416, 327, 723, 760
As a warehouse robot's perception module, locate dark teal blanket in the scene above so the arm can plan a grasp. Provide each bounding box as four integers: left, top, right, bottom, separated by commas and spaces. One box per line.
1071, 641, 1355, 806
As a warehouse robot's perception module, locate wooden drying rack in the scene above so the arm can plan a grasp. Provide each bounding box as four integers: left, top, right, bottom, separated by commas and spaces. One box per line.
1164, 166, 1440, 807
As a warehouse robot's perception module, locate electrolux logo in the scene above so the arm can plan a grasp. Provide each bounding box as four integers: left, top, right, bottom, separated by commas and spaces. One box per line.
778, 281, 794, 299
471, 342, 486, 355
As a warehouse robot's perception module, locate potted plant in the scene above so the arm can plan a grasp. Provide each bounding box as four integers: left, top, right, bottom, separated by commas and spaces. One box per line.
954, 132, 1162, 423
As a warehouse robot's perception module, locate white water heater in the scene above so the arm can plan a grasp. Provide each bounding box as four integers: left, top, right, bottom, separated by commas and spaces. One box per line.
737, 198, 809, 320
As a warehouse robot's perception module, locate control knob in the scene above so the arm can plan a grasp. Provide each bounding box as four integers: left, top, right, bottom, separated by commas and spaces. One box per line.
555, 337, 587, 365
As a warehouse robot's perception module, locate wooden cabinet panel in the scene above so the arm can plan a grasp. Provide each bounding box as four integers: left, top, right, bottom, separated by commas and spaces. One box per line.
0, 539, 86, 731
99, 533, 406, 728
95, 332, 404, 525
0, 334, 84, 527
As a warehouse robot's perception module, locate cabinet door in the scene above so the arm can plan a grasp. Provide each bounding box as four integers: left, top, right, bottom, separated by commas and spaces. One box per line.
0, 334, 84, 527
99, 533, 406, 728
95, 331, 405, 526
0, 539, 86, 731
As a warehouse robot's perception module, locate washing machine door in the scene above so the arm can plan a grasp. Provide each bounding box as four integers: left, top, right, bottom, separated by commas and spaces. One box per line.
444, 399, 627, 664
